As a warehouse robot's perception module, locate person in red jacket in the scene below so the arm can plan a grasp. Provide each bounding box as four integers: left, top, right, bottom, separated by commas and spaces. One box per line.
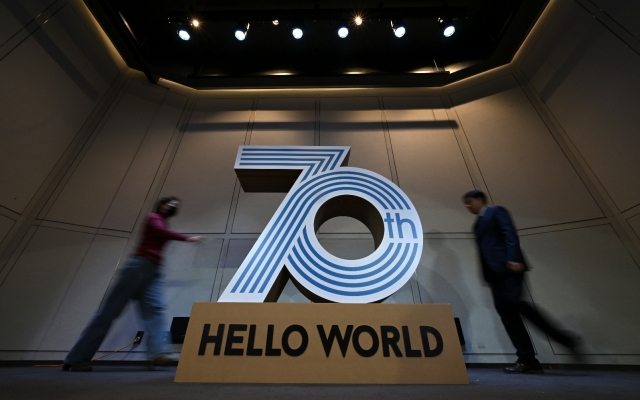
63, 196, 202, 371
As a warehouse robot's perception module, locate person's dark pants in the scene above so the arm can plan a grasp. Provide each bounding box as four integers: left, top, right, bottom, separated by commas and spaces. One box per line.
64, 256, 168, 365
487, 270, 573, 366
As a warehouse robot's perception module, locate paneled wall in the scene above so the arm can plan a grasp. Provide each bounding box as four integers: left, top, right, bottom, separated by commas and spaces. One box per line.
0, 1, 118, 215
450, 74, 603, 228
511, 0, 640, 363
0, 0, 639, 365
384, 96, 473, 233
44, 81, 183, 230
0, 0, 123, 358
0, 1, 57, 45
520, 0, 640, 213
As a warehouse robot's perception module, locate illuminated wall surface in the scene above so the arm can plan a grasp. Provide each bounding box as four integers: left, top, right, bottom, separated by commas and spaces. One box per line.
0, 0, 639, 364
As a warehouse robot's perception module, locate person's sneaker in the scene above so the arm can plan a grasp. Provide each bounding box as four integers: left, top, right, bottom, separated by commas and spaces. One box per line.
152, 354, 175, 366
503, 363, 544, 374
62, 364, 92, 372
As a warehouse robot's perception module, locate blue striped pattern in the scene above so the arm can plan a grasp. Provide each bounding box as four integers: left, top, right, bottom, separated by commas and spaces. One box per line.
230, 171, 410, 295
221, 146, 422, 303
288, 229, 419, 296
237, 147, 349, 181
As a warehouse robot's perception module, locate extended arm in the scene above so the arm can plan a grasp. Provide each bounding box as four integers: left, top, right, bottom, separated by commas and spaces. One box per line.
147, 214, 189, 241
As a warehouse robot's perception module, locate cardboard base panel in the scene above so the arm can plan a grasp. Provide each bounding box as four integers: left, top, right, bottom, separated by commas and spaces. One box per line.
175, 303, 468, 384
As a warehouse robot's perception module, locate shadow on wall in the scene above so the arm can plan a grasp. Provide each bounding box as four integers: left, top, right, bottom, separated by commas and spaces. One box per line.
535, 25, 602, 103
183, 120, 460, 132
419, 231, 473, 352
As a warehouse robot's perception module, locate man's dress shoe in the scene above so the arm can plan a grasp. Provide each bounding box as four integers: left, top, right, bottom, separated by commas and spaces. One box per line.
62, 364, 92, 372
503, 363, 544, 374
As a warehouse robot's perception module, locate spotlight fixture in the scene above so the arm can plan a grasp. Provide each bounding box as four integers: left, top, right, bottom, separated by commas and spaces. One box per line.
272, 20, 279, 25
235, 22, 249, 41
354, 16, 363, 26
176, 22, 191, 40
338, 24, 349, 38
438, 18, 455, 37
191, 19, 200, 27
292, 21, 304, 39
391, 20, 405, 38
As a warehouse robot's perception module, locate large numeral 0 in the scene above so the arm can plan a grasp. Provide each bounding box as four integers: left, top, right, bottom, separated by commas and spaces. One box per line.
219, 146, 423, 304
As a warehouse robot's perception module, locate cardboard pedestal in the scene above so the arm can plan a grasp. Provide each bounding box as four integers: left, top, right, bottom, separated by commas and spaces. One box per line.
175, 303, 468, 384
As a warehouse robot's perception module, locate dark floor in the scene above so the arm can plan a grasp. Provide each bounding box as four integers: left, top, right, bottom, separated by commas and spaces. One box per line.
1, 366, 639, 400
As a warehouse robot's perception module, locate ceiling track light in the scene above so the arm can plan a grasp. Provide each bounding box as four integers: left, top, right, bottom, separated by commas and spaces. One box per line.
292, 21, 304, 39
391, 20, 406, 38
337, 23, 349, 38
235, 22, 249, 41
438, 17, 456, 37
176, 22, 191, 40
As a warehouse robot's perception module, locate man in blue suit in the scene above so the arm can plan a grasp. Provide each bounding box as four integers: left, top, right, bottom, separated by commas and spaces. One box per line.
463, 190, 579, 373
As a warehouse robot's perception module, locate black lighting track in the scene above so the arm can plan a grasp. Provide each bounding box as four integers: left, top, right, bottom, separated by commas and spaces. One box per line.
84, 0, 549, 89
167, 7, 469, 22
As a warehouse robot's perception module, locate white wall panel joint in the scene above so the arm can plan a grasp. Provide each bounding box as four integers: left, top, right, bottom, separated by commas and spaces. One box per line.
0, 0, 67, 60
573, 0, 640, 57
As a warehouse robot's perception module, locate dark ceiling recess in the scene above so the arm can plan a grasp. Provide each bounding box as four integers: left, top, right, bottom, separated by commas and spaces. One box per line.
84, 0, 548, 89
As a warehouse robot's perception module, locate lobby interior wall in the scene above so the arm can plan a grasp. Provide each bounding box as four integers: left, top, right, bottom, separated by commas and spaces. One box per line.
0, 0, 128, 358
508, 0, 640, 361
0, 0, 639, 365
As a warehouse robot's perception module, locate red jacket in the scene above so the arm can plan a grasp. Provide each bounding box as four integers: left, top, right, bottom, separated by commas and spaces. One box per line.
135, 213, 188, 264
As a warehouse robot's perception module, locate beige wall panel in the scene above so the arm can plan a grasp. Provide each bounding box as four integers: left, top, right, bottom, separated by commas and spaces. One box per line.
164, 238, 223, 317
101, 92, 188, 232
417, 238, 515, 355
0, 3, 25, 45
590, 0, 640, 40
0, 0, 56, 45
317, 237, 375, 260
216, 239, 255, 301
0, 227, 93, 350
45, 81, 166, 227
43, 6, 118, 84
0, 6, 118, 213
0, 215, 15, 244
381, 280, 415, 304
277, 279, 312, 303
522, 225, 640, 354
319, 97, 391, 233
160, 98, 252, 233
384, 96, 474, 233
319, 97, 391, 178
450, 75, 602, 228
521, 1, 640, 211
233, 98, 315, 233
628, 213, 640, 240
234, 192, 288, 234
320, 216, 370, 235
251, 98, 316, 144
40, 234, 128, 350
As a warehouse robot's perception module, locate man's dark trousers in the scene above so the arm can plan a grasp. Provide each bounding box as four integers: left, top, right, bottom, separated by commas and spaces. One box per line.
486, 269, 573, 366
475, 206, 573, 366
